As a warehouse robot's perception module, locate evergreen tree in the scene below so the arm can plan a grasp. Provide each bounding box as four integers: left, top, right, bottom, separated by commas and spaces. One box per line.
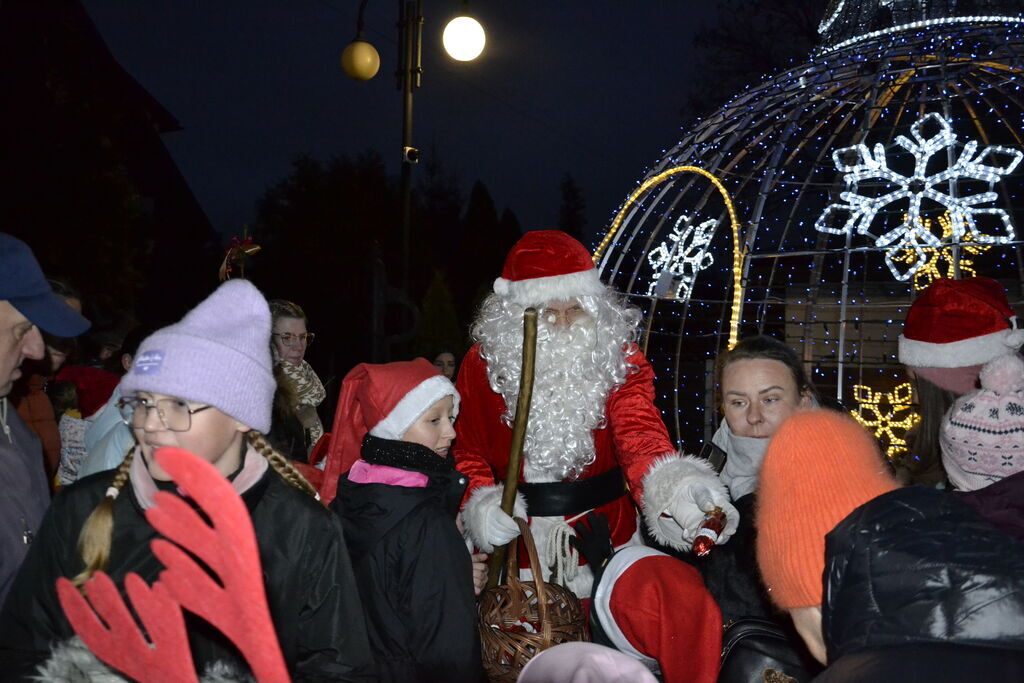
682, 0, 821, 122
416, 150, 463, 273
252, 151, 399, 375
558, 173, 587, 242
414, 270, 465, 357
452, 181, 503, 323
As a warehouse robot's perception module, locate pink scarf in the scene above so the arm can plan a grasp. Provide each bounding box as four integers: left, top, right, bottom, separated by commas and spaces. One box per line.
130, 444, 269, 510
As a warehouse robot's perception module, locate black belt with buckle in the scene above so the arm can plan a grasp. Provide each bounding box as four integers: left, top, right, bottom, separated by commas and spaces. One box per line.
518, 466, 627, 518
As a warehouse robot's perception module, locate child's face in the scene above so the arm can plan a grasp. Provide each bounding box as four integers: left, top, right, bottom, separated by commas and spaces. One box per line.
131, 391, 248, 481
402, 395, 456, 457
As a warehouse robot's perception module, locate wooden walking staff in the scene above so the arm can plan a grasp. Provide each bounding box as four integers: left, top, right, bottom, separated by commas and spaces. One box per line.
486, 307, 538, 589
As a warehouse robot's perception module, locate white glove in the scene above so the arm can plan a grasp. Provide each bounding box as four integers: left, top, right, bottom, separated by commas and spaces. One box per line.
462, 484, 528, 553
663, 483, 739, 551
642, 454, 739, 552
482, 505, 521, 549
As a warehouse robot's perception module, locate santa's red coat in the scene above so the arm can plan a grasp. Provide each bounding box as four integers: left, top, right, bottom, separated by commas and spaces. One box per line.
454, 343, 675, 549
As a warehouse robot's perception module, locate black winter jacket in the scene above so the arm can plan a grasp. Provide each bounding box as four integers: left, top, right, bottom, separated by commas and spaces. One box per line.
330, 435, 484, 683
817, 486, 1024, 682
0, 456, 375, 682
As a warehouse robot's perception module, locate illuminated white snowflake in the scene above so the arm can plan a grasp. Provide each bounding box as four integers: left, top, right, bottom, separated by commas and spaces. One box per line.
647, 214, 717, 300
815, 112, 1023, 281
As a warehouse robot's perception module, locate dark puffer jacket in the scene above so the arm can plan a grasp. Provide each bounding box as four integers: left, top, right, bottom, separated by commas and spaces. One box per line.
817, 486, 1024, 682
331, 435, 484, 683
0, 460, 375, 682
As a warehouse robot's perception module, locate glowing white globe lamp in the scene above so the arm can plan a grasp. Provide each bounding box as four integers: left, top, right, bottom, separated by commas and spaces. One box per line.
442, 15, 486, 61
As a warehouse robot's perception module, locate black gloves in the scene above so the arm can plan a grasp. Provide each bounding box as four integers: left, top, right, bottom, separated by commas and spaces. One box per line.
570, 512, 614, 583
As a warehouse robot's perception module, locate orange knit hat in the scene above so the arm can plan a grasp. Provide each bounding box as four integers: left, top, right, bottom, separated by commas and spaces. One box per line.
756, 409, 898, 609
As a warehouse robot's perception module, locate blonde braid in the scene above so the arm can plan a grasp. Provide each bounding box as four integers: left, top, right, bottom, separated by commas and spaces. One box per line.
247, 431, 319, 500
72, 446, 137, 589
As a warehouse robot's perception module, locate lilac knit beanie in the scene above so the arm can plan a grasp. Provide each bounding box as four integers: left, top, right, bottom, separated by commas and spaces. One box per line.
120, 279, 275, 433
941, 354, 1024, 491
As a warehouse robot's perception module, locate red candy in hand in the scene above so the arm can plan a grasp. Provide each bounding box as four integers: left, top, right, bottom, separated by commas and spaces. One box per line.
693, 506, 727, 557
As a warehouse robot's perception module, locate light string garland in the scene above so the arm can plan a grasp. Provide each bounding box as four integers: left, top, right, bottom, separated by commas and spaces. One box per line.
849, 381, 921, 460
824, 15, 1024, 53
817, 0, 846, 35
595, 165, 745, 349
646, 214, 718, 300
815, 111, 1022, 281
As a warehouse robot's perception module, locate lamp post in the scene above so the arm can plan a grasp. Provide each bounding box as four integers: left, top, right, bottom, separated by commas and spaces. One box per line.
397, 0, 422, 294
341, 1, 486, 294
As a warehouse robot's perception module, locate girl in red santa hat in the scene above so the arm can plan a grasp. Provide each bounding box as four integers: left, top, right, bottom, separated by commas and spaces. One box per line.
898, 277, 1024, 486
321, 358, 485, 683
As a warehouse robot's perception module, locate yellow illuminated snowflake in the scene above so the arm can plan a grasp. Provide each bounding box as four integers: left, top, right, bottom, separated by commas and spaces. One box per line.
892, 212, 991, 290
849, 382, 921, 460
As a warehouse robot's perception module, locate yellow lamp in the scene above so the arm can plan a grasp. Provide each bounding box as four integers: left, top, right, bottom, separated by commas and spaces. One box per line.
442, 16, 485, 61
341, 39, 381, 81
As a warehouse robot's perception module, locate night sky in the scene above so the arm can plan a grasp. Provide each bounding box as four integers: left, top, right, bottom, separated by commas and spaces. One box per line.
81, 1, 720, 242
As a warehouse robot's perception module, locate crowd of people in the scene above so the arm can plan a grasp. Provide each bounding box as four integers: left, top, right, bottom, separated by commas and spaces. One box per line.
1, 229, 1022, 682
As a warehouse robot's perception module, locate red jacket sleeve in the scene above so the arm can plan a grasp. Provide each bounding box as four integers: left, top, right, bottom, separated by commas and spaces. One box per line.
605, 349, 675, 504
453, 346, 502, 496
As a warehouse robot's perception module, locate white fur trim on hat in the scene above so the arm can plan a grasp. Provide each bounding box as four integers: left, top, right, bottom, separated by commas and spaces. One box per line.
592, 545, 666, 670
493, 268, 606, 306
369, 375, 460, 440
640, 454, 722, 549
898, 326, 1024, 368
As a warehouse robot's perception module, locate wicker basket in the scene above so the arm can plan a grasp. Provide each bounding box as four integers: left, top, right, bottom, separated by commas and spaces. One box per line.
478, 518, 587, 682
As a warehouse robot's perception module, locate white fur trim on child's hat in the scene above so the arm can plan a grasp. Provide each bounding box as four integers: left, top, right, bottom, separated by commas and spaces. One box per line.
369, 374, 460, 440
899, 325, 1024, 368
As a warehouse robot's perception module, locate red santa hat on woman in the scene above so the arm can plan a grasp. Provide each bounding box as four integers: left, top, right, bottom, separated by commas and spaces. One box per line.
319, 358, 459, 504
898, 277, 1024, 395
493, 230, 606, 305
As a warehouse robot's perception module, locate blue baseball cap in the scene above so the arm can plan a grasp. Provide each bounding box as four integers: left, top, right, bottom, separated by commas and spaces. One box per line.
0, 234, 90, 336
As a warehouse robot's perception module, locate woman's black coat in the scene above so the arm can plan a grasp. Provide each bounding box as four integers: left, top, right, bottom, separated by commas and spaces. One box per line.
330, 435, 483, 683
0, 464, 375, 682
817, 486, 1024, 681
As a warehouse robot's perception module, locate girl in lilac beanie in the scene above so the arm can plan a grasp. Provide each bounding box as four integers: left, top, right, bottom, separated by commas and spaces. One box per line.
0, 280, 374, 680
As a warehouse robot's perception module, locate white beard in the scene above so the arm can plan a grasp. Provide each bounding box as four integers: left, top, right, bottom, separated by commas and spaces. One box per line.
518, 323, 612, 481
473, 293, 641, 483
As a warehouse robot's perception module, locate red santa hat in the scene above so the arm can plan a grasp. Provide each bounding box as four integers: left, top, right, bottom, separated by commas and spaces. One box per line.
493, 230, 606, 305
319, 358, 459, 504
898, 278, 1024, 394
591, 546, 722, 683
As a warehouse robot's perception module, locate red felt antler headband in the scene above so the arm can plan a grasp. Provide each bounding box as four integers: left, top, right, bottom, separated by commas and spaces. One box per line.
57, 447, 290, 682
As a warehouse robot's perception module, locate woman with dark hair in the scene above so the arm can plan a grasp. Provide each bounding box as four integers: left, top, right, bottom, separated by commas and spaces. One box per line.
685, 336, 819, 632
431, 350, 458, 381
268, 300, 325, 460
897, 376, 956, 487
712, 335, 816, 502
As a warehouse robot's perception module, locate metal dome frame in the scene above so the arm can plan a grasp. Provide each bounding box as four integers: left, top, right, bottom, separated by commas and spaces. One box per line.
596, 17, 1024, 450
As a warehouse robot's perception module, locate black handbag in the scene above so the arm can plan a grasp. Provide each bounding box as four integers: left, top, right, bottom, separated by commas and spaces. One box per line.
717, 618, 822, 683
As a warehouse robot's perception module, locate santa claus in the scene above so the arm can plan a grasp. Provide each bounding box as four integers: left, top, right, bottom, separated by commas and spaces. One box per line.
456, 230, 739, 599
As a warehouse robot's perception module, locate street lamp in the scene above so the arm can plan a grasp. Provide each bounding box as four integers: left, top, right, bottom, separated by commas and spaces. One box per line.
340, 40, 380, 81
340, 1, 485, 294
442, 15, 485, 61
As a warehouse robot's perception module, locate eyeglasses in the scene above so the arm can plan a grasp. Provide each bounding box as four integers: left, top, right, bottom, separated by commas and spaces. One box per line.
117, 397, 213, 432
272, 332, 315, 346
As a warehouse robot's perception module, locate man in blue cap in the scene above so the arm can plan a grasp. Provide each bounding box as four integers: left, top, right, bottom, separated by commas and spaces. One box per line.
0, 234, 89, 605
